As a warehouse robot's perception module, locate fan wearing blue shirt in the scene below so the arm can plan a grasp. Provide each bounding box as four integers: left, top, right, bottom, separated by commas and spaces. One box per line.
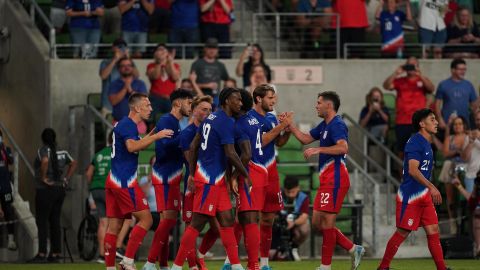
169, 0, 200, 58
375, 0, 412, 56
119, 0, 154, 57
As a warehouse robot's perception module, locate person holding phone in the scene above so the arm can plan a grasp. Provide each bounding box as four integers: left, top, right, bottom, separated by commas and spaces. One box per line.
235, 44, 271, 88
383, 56, 435, 158
359, 87, 389, 143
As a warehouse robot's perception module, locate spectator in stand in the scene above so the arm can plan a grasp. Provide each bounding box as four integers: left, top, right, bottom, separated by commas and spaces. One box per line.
383, 56, 435, 156
235, 44, 271, 87
100, 0, 122, 36
296, 0, 332, 57
224, 78, 237, 89
109, 57, 148, 133
435, 58, 478, 131
66, 0, 104, 58
150, 0, 171, 34
50, 0, 66, 33
280, 176, 310, 261
99, 38, 139, 115
445, 7, 480, 59
330, 0, 369, 57
146, 44, 181, 125
417, 0, 448, 58
375, 0, 413, 58
0, 130, 16, 251
30, 128, 77, 263
118, 0, 155, 58
190, 38, 229, 106
199, 0, 233, 58
180, 78, 194, 91
461, 111, 480, 193
247, 64, 269, 94
359, 87, 389, 143
169, 0, 200, 59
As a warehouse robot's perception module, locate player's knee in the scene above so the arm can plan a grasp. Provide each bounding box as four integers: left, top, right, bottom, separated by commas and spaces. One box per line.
425, 224, 439, 235
140, 213, 153, 230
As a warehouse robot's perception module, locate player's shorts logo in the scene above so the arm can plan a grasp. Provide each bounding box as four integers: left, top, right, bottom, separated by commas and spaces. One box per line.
174, 200, 178, 207
186, 211, 192, 218
208, 204, 213, 212
408, 218, 414, 226
143, 198, 148, 206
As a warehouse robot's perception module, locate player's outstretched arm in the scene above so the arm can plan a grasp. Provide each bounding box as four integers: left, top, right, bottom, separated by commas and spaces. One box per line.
126, 129, 174, 153
408, 159, 442, 205
288, 124, 315, 145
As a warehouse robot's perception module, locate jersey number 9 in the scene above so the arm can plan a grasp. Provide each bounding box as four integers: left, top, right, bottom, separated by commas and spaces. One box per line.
201, 123, 211, 150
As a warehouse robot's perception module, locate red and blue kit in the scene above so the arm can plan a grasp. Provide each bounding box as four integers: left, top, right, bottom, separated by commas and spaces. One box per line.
234, 113, 269, 212
396, 133, 437, 230
151, 113, 183, 212
310, 115, 350, 213
179, 123, 199, 222
106, 117, 149, 218
249, 109, 284, 212
193, 110, 235, 216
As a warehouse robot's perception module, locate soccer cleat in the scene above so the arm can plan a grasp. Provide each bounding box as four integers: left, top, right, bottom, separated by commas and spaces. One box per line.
291, 248, 301, 261
221, 263, 232, 270
351, 245, 365, 270
260, 266, 272, 270
197, 257, 208, 270
142, 261, 159, 270
119, 260, 137, 270
96, 256, 105, 264
117, 248, 126, 260
7, 235, 17, 250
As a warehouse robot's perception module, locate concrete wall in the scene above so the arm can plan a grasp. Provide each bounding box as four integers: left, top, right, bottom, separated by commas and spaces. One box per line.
0, 0, 51, 205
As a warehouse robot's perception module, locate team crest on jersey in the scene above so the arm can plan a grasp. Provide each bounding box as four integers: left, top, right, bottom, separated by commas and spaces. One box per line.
408, 218, 414, 226
248, 118, 260, 125
323, 131, 328, 139
143, 198, 148, 206
207, 114, 217, 120
208, 204, 214, 212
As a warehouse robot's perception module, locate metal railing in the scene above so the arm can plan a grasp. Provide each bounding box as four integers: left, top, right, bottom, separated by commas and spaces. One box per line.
344, 42, 480, 59
252, 12, 340, 59
22, 0, 56, 58
343, 113, 402, 225
0, 121, 35, 195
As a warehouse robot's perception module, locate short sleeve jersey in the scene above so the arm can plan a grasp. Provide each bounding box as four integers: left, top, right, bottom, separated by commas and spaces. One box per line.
435, 78, 477, 124
119, 0, 154, 32
65, 0, 103, 29
90, 146, 112, 190
107, 117, 140, 189
152, 114, 183, 185
309, 115, 348, 187
379, 10, 406, 52
190, 59, 229, 96
34, 146, 74, 189
109, 78, 148, 121
393, 77, 427, 125
248, 109, 279, 169
297, 0, 331, 12
398, 133, 434, 205
179, 123, 199, 192
195, 110, 235, 186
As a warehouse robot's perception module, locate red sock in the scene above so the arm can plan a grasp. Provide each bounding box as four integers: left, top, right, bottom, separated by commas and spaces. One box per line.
427, 233, 447, 270
125, 225, 148, 259
174, 226, 199, 266
335, 227, 354, 251
260, 225, 272, 258
244, 223, 260, 269
219, 227, 240, 265
147, 219, 176, 263
321, 228, 336, 266
234, 222, 243, 244
104, 233, 117, 267
379, 231, 406, 269
199, 227, 219, 255
160, 239, 170, 267
185, 226, 197, 267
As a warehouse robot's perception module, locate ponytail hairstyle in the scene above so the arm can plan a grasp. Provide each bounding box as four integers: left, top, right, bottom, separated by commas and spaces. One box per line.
41, 128, 60, 182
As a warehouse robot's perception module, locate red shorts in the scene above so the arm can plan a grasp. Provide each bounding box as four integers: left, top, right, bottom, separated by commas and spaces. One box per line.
396, 202, 438, 231
262, 165, 284, 212
182, 192, 194, 223
236, 178, 266, 212
313, 187, 349, 213
154, 184, 181, 212
318, 162, 350, 189
193, 182, 232, 216
105, 187, 149, 219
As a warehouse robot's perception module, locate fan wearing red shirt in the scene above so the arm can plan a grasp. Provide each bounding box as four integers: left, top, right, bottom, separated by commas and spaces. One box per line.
199, 0, 233, 58
383, 56, 435, 157
146, 44, 180, 126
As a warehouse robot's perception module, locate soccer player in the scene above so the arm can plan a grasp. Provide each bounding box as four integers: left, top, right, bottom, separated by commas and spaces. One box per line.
179, 95, 219, 270
288, 91, 365, 270
104, 93, 174, 270
378, 108, 451, 270
170, 88, 251, 270
248, 84, 291, 270
143, 89, 193, 270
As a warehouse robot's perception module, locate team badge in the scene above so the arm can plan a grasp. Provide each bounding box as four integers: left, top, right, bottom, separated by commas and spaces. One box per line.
186, 211, 192, 218
408, 218, 414, 226
143, 198, 148, 206
323, 131, 328, 139
208, 204, 214, 212
174, 200, 178, 207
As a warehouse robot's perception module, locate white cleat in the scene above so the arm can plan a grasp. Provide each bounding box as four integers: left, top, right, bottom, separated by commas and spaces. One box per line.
351, 245, 365, 270
142, 261, 158, 270
119, 260, 137, 270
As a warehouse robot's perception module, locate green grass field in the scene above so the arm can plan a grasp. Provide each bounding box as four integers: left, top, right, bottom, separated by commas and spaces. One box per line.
0, 259, 478, 270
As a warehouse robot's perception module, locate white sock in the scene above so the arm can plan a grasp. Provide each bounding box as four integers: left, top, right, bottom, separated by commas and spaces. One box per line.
122, 257, 134, 265
190, 267, 199, 270
144, 261, 155, 267
107, 267, 116, 270
197, 251, 205, 259
320, 264, 331, 270
171, 264, 183, 270
224, 256, 231, 264
231, 264, 243, 270
260, 257, 269, 267
349, 244, 356, 254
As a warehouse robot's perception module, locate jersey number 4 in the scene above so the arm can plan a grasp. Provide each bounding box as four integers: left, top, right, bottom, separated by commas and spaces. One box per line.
256, 129, 263, 156
201, 123, 211, 150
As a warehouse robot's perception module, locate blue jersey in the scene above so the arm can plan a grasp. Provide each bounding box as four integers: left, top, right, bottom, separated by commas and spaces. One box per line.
248, 109, 278, 170
65, 0, 103, 29
119, 0, 154, 32
107, 117, 140, 189
379, 10, 406, 52
179, 123, 199, 194
195, 110, 235, 186
309, 115, 349, 188
398, 133, 434, 206
152, 113, 183, 185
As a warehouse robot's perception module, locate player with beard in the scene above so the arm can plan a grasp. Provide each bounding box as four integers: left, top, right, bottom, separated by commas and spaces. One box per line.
143, 89, 193, 270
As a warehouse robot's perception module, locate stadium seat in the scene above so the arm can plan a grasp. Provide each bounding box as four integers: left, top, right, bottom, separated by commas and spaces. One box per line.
87, 93, 102, 110
282, 136, 303, 150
